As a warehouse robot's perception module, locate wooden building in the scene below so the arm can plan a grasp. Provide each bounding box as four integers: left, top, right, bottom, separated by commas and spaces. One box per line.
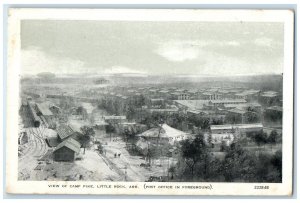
56, 124, 83, 142
53, 138, 81, 162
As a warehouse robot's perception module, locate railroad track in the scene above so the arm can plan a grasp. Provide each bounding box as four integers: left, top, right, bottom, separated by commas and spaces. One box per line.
19, 127, 49, 170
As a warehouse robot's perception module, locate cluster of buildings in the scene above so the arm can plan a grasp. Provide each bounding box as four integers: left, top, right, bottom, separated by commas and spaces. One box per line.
19, 80, 283, 163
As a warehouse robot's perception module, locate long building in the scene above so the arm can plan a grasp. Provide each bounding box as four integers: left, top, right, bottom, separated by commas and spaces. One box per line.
210, 123, 263, 134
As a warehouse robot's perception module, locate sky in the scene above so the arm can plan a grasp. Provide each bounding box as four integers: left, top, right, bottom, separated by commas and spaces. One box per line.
21, 20, 284, 76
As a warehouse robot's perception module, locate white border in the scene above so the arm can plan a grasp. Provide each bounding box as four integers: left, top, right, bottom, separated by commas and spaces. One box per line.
5, 8, 294, 196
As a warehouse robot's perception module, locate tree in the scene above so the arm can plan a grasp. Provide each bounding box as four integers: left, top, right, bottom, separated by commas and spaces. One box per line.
268, 130, 279, 150
180, 133, 209, 179
253, 131, 268, 149
80, 125, 95, 137
245, 111, 259, 123
187, 115, 210, 130
79, 126, 95, 154
207, 133, 213, 147
126, 105, 136, 120
271, 150, 282, 181
212, 118, 223, 125
76, 106, 88, 120
123, 127, 136, 143
105, 124, 115, 141
168, 166, 176, 180
201, 118, 210, 130
220, 141, 227, 152
225, 113, 242, 124
222, 143, 257, 182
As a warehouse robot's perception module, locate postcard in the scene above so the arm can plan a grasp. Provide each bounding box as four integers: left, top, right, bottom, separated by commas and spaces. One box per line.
6, 8, 294, 195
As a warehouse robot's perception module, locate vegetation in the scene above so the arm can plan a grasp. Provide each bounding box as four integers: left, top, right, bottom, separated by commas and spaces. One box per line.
105, 124, 115, 141
172, 136, 282, 182
79, 126, 95, 154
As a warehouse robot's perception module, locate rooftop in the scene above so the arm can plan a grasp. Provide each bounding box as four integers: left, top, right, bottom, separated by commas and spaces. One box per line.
211, 123, 263, 130
104, 116, 126, 120
57, 124, 76, 140
174, 100, 210, 110
137, 124, 190, 139
209, 99, 247, 104
53, 138, 81, 153
224, 103, 261, 109
227, 108, 246, 115
149, 108, 178, 112
36, 103, 53, 116
266, 106, 283, 112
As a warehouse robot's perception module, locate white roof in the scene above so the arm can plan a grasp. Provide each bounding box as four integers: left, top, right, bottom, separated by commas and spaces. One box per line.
211, 123, 263, 130
137, 124, 190, 139
174, 100, 209, 110
210, 99, 247, 104
44, 129, 57, 138
103, 116, 126, 120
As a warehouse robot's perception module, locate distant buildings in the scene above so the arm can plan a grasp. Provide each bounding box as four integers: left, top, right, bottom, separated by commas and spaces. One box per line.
264, 106, 283, 123
210, 123, 263, 134
259, 91, 281, 106
103, 116, 127, 124
36, 103, 55, 127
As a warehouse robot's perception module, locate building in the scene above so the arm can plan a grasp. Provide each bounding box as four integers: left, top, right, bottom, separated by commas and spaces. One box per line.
44, 129, 59, 147
259, 91, 281, 106
56, 124, 83, 142
178, 92, 190, 100
94, 78, 109, 84
226, 108, 246, 124
36, 103, 54, 127
210, 123, 263, 134
174, 100, 210, 112
136, 124, 192, 145
204, 99, 247, 109
146, 98, 165, 108
53, 138, 81, 162
103, 116, 127, 124
264, 106, 283, 123
234, 90, 259, 101
147, 108, 179, 116
201, 92, 222, 100
27, 102, 41, 127
223, 102, 262, 112
158, 90, 170, 99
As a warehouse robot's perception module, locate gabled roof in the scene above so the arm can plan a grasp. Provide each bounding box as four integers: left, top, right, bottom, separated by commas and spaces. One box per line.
53, 138, 81, 153
36, 103, 53, 116
137, 124, 190, 139
57, 124, 76, 140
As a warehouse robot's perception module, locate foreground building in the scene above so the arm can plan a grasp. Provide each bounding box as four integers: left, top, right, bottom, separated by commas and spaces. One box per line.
53, 138, 81, 162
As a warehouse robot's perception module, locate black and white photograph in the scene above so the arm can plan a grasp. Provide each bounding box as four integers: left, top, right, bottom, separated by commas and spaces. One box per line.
5, 9, 294, 195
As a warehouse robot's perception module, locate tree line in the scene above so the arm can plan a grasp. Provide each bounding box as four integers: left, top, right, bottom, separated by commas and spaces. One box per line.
171, 133, 282, 182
